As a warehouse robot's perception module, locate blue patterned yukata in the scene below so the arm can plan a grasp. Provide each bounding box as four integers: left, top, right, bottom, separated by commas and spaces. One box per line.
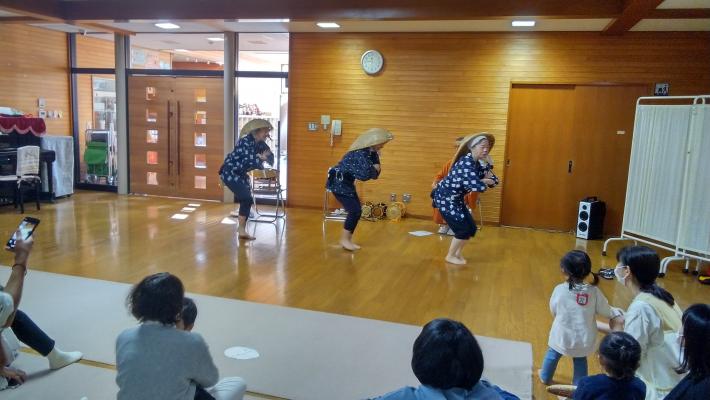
326, 149, 381, 232
219, 134, 265, 217
432, 154, 499, 239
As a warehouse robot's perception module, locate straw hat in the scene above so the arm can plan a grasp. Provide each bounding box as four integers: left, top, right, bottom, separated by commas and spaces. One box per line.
451, 132, 495, 164
347, 128, 394, 152
240, 119, 273, 137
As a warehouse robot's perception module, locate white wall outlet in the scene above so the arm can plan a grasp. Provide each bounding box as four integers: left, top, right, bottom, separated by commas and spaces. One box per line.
616, 130, 625, 135
331, 119, 342, 135
307, 122, 318, 131
321, 114, 331, 128
38, 98, 46, 108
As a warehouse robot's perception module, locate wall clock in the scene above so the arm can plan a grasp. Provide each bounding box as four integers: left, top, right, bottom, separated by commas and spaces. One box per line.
361, 50, 384, 75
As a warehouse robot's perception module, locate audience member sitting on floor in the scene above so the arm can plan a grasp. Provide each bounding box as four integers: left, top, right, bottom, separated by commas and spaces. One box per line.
664, 303, 710, 400
608, 246, 685, 400
369, 318, 518, 400
116, 273, 246, 400
573, 332, 646, 400
0, 234, 83, 390
178, 297, 198, 332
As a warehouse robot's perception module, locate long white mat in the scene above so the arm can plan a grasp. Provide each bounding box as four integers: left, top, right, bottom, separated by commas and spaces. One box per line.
0, 268, 532, 399
4, 353, 117, 400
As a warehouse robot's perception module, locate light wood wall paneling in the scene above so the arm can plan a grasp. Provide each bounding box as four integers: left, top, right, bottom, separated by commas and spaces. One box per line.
0, 25, 70, 135
288, 32, 710, 223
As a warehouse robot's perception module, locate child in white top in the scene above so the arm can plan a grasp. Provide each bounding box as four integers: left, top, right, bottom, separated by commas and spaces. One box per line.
539, 250, 622, 385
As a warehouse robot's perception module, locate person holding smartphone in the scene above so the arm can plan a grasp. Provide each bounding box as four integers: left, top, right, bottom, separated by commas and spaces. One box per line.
1, 230, 83, 390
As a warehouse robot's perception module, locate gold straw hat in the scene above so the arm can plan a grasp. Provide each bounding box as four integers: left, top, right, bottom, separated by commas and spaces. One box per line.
451, 132, 495, 164
347, 128, 394, 152
240, 119, 273, 137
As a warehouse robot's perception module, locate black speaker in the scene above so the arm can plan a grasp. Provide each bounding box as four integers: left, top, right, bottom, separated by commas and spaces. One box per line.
576, 197, 606, 240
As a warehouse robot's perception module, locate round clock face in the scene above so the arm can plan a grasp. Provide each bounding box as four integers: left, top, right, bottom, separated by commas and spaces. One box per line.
361, 50, 384, 75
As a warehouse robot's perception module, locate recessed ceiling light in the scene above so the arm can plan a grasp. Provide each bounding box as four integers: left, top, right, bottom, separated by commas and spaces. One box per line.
207, 37, 224, 42
155, 22, 180, 30
512, 20, 536, 27
174, 49, 188, 52
316, 22, 340, 29
237, 19, 290, 23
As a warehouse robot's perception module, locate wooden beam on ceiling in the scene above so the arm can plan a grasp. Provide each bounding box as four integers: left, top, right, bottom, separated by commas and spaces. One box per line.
0, 0, 63, 22
48, 0, 625, 21
647, 8, 710, 19
602, 0, 665, 35
0, 16, 44, 23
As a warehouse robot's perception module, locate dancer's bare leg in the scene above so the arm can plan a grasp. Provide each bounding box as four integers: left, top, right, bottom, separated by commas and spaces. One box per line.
238, 216, 255, 240
340, 229, 360, 251
445, 238, 467, 265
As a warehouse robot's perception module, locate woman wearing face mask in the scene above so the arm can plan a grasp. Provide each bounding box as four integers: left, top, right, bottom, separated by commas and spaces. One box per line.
612, 246, 684, 400
664, 303, 710, 400
432, 133, 498, 265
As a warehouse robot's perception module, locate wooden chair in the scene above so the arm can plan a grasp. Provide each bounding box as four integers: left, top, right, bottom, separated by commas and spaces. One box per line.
0, 146, 41, 213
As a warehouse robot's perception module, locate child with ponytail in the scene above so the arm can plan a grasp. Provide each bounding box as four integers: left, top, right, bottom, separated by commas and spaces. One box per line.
539, 250, 623, 385
574, 332, 646, 400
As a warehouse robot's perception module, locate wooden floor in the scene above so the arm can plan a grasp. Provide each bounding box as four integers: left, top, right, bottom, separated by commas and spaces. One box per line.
2, 191, 708, 399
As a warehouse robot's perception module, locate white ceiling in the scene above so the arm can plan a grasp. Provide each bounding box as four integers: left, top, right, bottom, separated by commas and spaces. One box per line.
0, 9, 18, 17
658, 0, 710, 8
82, 32, 288, 52
631, 18, 710, 30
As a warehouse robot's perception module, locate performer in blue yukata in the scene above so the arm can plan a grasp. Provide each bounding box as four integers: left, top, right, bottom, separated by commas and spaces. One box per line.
432, 133, 499, 265
219, 119, 273, 240
326, 128, 394, 251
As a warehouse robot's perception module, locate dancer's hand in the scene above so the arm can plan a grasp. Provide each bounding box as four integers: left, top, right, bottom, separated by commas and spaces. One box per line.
373, 164, 381, 172
257, 150, 270, 161
482, 178, 495, 187
0, 366, 27, 384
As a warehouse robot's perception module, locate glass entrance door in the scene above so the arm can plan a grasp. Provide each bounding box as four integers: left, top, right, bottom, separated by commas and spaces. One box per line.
128, 76, 224, 200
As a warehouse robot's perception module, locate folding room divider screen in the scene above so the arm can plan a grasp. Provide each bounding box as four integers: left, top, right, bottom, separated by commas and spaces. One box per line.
603, 95, 710, 276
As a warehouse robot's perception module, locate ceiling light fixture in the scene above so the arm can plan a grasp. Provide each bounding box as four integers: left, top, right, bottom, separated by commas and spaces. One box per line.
207, 37, 225, 42
174, 49, 189, 52
316, 22, 340, 29
511, 20, 536, 27
155, 22, 180, 29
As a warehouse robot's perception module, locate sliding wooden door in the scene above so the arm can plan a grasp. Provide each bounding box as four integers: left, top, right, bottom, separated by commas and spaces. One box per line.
501, 85, 576, 231
129, 76, 224, 201
502, 83, 650, 234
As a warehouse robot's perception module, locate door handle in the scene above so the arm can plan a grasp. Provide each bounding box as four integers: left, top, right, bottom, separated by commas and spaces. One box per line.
176, 101, 181, 176
506, 159, 511, 167
167, 100, 172, 174
568, 160, 573, 174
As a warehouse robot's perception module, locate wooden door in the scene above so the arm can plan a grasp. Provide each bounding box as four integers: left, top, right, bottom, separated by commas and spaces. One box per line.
173, 77, 224, 201
569, 85, 650, 236
129, 76, 224, 201
502, 85, 577, 231
129, 76, 176, 197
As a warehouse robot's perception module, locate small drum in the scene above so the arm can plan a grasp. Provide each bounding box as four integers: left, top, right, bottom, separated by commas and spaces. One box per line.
361, 202, 374, 219
371, 202, 387, 219
387, 202, 406, 221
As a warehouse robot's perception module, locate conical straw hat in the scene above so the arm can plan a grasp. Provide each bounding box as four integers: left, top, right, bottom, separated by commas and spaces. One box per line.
347, 128, 394, 152
451, 132, 495, 164
240, 119, 273, 137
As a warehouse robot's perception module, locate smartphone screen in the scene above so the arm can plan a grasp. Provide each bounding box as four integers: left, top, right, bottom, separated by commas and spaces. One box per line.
6, 218, 39, 250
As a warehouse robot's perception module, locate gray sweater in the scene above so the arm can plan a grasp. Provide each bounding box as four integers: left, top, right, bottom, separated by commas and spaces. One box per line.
116, 322, 219, 400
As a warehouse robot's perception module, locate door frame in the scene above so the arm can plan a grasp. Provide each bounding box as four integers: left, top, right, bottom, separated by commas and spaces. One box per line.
500, 81, 653, 229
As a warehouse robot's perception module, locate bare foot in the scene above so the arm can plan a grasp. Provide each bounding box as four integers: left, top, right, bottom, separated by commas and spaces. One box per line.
445, 255, 466, 265
238, 234, 256, 241
340, 240, 360, 251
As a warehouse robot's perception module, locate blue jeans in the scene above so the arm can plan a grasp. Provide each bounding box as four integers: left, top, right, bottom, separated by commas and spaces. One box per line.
540, 347, 588, 385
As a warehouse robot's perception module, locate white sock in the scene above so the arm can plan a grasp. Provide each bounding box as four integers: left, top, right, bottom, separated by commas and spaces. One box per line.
47, 347, 83, 370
